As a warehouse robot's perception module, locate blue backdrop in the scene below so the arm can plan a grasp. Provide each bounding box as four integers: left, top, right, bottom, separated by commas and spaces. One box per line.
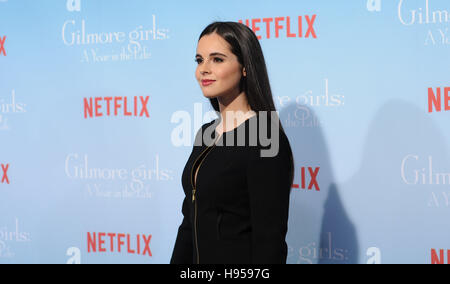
1, 0, 449, 264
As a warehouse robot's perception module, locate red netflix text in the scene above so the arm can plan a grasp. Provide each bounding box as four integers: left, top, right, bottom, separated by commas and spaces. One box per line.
87, 232, 152, 257
239, 15, 317, 40
1, 164, 9, 185
292, 167, 320, 191
431, 249, 450, 264
0, 36, 6, 56
84, 96, 150, 119
428, 87, 450, 113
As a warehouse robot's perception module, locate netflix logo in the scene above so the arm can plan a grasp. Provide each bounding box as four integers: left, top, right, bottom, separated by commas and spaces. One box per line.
239, 15, 317, 40
428, 87, 450, 113
431, 249, 450, 264
292, 167, 320, 191
87, 232, 152, 257
83, 96, 150, 119
1, 163, 9, 185
0, 36, 6, 56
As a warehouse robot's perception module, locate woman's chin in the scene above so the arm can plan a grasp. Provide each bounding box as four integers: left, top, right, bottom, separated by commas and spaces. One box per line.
202, 92, 220, 99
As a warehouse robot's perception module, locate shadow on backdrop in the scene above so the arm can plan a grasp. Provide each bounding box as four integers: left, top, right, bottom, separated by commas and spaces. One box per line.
336, 99, 449, 264
279, 103, 359, 264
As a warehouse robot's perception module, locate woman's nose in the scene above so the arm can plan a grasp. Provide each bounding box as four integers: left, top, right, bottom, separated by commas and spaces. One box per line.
199, 59, 211, 74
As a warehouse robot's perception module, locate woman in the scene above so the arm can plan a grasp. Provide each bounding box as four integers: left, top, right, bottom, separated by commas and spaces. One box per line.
170, 21, 295, 264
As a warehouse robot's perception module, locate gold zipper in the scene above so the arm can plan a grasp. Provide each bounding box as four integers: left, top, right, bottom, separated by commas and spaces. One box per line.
193, 195, 200, 264
190, 136, 220, 264
191, 142, 218, 201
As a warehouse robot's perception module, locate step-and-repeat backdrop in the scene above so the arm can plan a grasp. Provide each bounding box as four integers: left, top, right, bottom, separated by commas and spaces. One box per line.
1, 0, 449, 264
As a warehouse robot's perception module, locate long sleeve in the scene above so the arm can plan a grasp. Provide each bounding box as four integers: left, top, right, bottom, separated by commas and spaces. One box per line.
170, 193, 193, 264
246, 133, 292, 264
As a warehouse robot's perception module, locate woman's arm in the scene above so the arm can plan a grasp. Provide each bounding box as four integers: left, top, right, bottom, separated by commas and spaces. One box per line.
246, 132, 292, 264
170, 193, 194, 264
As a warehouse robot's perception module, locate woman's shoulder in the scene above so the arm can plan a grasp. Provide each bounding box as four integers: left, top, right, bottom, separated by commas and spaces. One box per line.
192, 119, 218, 147
248, 112, 291, 159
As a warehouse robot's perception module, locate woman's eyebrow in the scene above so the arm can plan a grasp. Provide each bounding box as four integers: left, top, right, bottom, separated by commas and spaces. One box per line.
196, 52, 228, 58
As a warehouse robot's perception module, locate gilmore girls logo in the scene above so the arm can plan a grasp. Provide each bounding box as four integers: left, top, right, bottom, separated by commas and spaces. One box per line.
398, 0, 450, 26
0, 90, 27, 131
62, 0, 170, 63
61, 18, 169, 47
401, 155, 450, 186
0, 218, 32, 259
401, 155, 450, 208
65, 153, 173, 199
398, 0, 450, 46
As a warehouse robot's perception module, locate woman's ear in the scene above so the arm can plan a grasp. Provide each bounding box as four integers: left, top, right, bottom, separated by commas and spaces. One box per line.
243, 67, 247, 77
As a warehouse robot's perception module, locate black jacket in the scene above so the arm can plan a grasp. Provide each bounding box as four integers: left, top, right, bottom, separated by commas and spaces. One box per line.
170, 114, 292, 264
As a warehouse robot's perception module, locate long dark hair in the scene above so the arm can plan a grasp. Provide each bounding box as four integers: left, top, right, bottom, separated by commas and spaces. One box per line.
198, 21, 295, 188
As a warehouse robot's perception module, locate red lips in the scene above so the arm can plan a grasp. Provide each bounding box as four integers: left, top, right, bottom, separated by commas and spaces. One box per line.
202, 80, 216, 86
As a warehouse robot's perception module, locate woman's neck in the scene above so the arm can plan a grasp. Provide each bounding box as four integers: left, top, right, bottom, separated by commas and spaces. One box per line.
216, 93, 256, 134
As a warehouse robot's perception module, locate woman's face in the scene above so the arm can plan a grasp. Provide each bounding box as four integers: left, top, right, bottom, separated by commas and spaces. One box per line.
195, 33, 245, 99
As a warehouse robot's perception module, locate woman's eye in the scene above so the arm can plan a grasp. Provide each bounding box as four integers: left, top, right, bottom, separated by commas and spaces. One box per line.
195, 57, 223, 64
